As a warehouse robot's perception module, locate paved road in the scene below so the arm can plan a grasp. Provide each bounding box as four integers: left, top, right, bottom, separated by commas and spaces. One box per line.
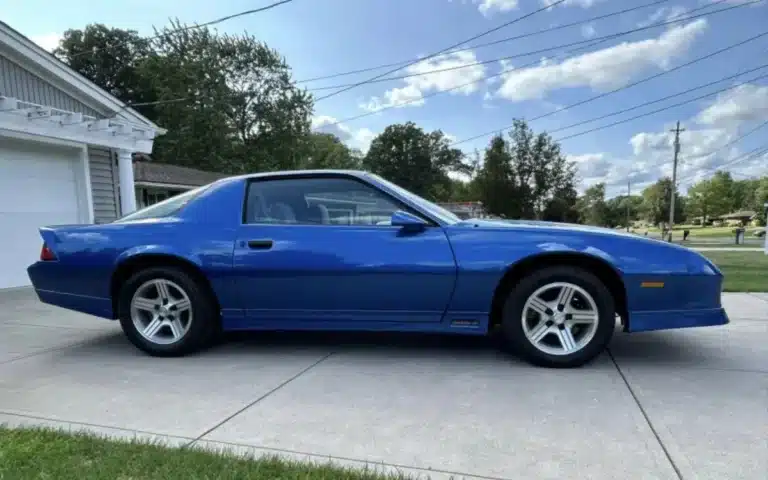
1, 288, 766, 480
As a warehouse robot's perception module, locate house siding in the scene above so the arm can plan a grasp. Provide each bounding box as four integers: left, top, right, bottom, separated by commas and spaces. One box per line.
0, 53, 101, 117
88, 147, 120, 223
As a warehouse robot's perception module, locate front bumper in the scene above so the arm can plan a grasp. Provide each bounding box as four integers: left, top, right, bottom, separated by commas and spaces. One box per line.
627, 307, 730, 333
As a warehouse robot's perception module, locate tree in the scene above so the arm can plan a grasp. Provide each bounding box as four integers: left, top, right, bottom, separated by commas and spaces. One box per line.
363, 122, 468, 199
507, 119, 577, 219
542, 183, 580, 223
300, 133, 363, 170
56, 21, 313, 175
54, 25, 157, 116
475, 135, 516, 217
577, 183, 609, 226
143, 20, 313, 173
706, 171, 737, 216
603, 194, 643, 228
640, 177, 684, 227
474, 120, 577, 220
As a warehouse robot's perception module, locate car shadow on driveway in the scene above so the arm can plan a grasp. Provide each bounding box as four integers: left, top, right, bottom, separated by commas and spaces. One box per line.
42, 324, 753, 371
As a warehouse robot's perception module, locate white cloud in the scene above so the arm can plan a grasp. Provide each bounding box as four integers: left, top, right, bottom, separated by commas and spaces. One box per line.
580, 23, 596, 38
29, 33, 61, 52
362, 50, 486, 112
571, 78, 768, 195
312, 115, 376, 153
474, 0, 519, 16
637, 5, 688, 28
496, 20, 706, 102
695, 84, 768, 127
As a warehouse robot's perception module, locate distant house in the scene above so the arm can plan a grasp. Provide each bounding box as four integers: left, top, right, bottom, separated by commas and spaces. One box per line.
132, 159, 228, 209
0, 21, 164, 288
713, 211, 758, 227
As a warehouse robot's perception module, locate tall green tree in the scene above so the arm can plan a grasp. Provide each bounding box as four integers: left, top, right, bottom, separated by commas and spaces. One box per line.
475, 135, 516, 217
577, 183, 609, 226
300, 133, 363, 170
604, 194, 643, 228
474, 121, 577, 220
54, 25, 156, 116
706, 171, 738, 216
641, 177, 684, 226
56, 21, 313, 175
542, 183, 580, 223
143, 20, 313, 173
363, 122, 468, 200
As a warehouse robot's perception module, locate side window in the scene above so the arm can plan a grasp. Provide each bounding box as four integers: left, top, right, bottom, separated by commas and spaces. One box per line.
244, 177, 419, 226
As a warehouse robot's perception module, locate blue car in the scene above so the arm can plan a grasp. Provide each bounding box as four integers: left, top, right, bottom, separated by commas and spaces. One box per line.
27, 170, 728, 368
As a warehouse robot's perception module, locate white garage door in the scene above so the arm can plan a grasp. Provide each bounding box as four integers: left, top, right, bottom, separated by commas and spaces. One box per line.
0, 138, 84, 289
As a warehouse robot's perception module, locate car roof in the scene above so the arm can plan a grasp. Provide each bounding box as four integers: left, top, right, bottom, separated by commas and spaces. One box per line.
225, 169, 373, 183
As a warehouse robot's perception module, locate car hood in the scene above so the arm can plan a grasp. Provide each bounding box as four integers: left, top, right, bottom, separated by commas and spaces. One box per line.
456, 218, 693, 248
459, 218, 637, 236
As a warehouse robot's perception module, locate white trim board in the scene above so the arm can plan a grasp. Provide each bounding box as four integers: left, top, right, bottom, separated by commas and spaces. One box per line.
0, 108, 155, 153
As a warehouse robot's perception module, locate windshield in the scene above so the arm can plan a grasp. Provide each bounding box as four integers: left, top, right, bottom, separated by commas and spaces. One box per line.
369, 174, 461, 224
114, 185, 209, 223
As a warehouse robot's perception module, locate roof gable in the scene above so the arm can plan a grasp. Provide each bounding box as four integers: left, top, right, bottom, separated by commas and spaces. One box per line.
0, 21, 161, 131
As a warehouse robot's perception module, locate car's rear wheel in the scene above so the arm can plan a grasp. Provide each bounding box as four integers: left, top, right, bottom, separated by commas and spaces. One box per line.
117, 266, 219, 357
501, 266, 616, 368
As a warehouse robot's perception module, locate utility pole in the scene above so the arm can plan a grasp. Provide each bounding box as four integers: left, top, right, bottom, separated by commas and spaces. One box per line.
626, 179, 631, 232
668, 121, 684, 242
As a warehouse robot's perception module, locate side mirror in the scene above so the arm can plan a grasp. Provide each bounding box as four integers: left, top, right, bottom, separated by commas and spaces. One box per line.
390, 210, 428, 232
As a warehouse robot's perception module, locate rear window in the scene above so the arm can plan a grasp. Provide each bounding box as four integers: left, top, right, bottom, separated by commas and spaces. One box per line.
113, 185, 208, 223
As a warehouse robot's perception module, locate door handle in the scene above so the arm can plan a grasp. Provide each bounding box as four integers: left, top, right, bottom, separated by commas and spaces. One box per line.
247, 239, 273, 250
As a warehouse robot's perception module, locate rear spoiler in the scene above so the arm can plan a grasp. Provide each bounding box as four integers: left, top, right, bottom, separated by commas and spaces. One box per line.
39, 226, 60, 248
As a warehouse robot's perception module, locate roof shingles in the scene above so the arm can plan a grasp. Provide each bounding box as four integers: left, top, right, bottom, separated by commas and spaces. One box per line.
132, 161, 228, 187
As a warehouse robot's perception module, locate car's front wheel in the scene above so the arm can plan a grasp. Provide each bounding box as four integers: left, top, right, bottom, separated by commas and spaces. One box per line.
501, 266, 616, 368
117, 266, 219, 357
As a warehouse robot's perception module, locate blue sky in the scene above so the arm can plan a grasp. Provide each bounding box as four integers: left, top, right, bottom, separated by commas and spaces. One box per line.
5, 0, 768, 196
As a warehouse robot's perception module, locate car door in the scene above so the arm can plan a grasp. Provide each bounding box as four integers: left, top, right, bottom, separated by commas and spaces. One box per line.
232, 174, 457, 325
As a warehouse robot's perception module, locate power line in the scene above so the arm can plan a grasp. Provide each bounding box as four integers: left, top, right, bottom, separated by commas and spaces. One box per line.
552, 70, 768, 143
312, 0, 567, 102
306, 0, 745, 92
624, 118, 768, 185
677, 142, 768, 186
449, 24, 768, 147
316, 0, 741, 130
547, 63, 768, 136
296, 0, 676, 84
70, 0, 295, 59
680, 117, 768, 163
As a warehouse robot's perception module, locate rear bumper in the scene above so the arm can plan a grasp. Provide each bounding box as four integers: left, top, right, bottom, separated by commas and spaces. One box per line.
32, 288, 114, 319
28, 262, 114, 319
627, 307, 729, 333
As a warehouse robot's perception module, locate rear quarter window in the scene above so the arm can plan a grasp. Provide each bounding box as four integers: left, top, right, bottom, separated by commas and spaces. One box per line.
113, 185, 209, 223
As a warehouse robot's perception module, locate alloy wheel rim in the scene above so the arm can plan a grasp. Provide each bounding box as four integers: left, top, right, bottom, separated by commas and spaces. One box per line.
130, 279, 193, 345
521, 282, 599, 356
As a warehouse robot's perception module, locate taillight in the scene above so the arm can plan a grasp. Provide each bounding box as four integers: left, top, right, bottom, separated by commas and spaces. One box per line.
40, 243, 57, 261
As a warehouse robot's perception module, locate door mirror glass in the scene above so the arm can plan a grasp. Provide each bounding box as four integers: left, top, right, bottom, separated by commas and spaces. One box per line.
391, 210, 428, 231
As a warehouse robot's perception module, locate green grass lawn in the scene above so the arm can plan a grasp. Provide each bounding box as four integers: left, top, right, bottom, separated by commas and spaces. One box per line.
681, 242, 759, 249
0, 426, 407, 480
699, 250, 768, 292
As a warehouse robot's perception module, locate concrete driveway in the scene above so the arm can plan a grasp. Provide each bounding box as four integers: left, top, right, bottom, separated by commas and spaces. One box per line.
1, 288, 766, 480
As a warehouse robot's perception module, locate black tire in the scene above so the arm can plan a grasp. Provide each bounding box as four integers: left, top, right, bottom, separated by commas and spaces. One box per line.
117, 266, 220, 357
500, 266, 616, 368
